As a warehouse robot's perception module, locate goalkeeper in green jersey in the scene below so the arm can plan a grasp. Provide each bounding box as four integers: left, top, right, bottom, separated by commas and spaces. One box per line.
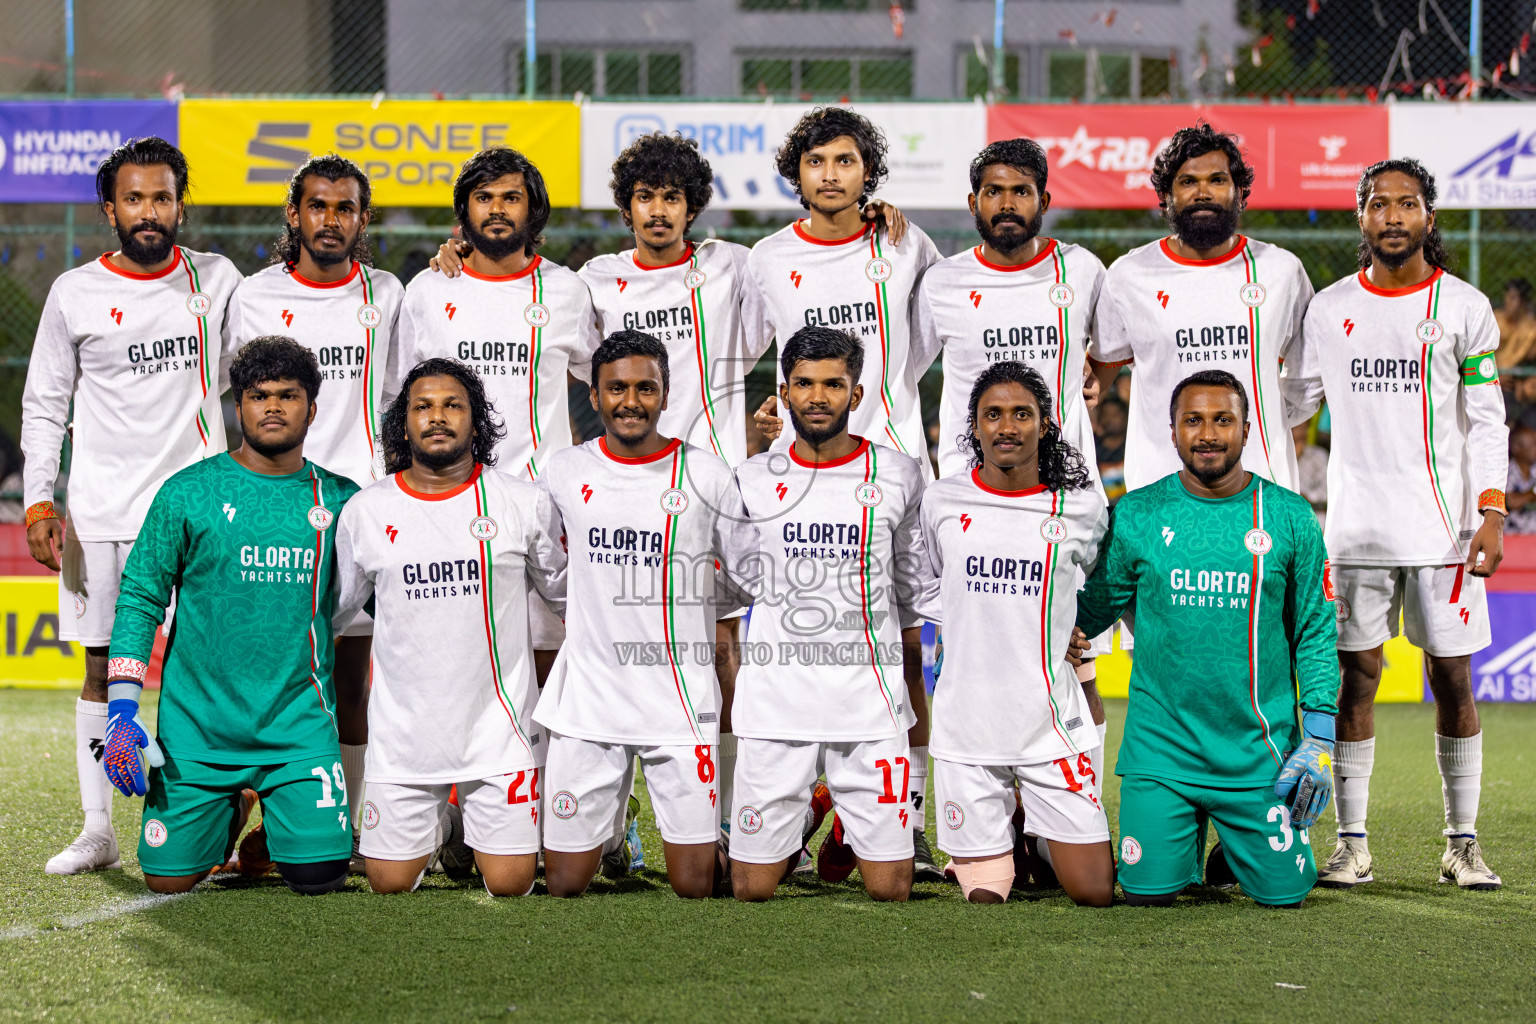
1077, 370, 1338, 907
103, 337, 360, 895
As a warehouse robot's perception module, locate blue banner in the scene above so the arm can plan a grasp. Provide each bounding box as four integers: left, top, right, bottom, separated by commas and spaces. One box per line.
0, 101, 178, 203
1462, 593, 1536, 702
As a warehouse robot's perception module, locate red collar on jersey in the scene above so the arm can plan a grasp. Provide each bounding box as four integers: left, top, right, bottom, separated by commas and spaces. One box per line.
973, 239, 1058, 273
632, 243, 695, 271
792, 220, 872, 246
970, 467, 1048, 497
599, 435, 682, 464
1356, 265, 1444, 297
97, 246, 184, 281
461, 254, 543, 282
788, 436, 869, 469
1158, 235, 1248, 267
394, 463, 483, 501
289, 262, 361, 289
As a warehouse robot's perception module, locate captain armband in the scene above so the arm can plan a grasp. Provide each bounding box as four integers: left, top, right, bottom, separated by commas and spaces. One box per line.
1460, 352, 1499, 386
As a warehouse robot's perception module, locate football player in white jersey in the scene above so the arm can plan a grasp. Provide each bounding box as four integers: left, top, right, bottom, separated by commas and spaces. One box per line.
22, 138, 240, 875
229, 154, 404, 860
1290, 159, 1507, 891
915, 361, 1113, 905
729, 326, 929, 902
1091, 122, 1314, 494
333, 357, 566, 896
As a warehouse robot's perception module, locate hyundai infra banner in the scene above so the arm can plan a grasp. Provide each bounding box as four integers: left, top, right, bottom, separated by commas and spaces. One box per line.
987, 104, 1389, 210
0, 100, 178, 203
1390, 104, 1536, 209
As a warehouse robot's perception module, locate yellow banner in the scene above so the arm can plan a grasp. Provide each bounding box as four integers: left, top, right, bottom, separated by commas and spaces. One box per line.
178, 99, 580, 207
1, 577, 82, 689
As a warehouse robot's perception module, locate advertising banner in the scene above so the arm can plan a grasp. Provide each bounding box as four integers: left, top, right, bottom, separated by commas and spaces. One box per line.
987, 104, 1389, 209
178, 99, 580, 206
0, 101, 178, 203
1462, 593, 1536, 702
1389, 103, 1536, 209
0, 578, 82, 688
580, 102, 987, 210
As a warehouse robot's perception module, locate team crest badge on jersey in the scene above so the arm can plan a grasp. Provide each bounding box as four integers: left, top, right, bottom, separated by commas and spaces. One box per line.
1416, 318, 1444, 344
661, 488, 689, 515
1120, 835, 1142, 864
1244, 528, 1272, 556
1239, 282, 1267, 307
551, 791, 578, 819
144, 819, 168, 847
524, 302, 551, 328
357, 303, 383, 329
469, 516, 498, 541
1048, 283, 1075, 308
1040, 516, 1068, 543
185, 292, 212, 317
362, 801, 380, 830
854, 482, 883, 507
943, 801, 965, 830
737, 807, 764, 835
865, 257, 893, 283
684, 268, 707, 290
307, 505, 334, 531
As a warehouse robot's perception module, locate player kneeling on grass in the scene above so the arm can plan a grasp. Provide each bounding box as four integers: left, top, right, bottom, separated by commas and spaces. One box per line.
728, 326, 929, 902
1076, 370, 1338, 908
331, 358, 566, 896
915, 361, 1113, 906
102, 337, 360, 895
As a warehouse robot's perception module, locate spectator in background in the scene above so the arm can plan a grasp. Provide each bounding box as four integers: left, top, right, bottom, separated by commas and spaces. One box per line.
1292, 420, 1328, 521
1506, 423, 1536, 535
1496, 278, 1536, 369
1094, 395, 1128, 503
0, 426, 23, 523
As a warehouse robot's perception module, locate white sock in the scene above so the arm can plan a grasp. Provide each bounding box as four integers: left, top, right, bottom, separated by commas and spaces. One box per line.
76, 699, 112, 836
340, 743, 367, 831
1333, 737, 1375, 835
1035, 836, 1055, 869
907, 745, 929, 832
717, 734, 737, 831
1436, 732, 1483, 836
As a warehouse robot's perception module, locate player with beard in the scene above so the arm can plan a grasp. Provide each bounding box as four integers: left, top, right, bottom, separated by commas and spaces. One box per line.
22, 137, 241, 876
333, 358, 565, 896
1289, 159, 1507, 891
101, 337, 359, 896
1091, 122, 1314, 494
1076, 371, 1337, 907
229, 155, 404, 867
729, 326, 929, 902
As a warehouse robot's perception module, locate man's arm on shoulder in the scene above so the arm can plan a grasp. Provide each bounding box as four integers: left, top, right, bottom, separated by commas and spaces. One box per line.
1286, 499, 1339, 715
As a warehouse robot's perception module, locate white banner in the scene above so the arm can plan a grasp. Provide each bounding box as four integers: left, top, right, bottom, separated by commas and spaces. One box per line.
580, 102, 987, 211
1390, 103, 1536, 209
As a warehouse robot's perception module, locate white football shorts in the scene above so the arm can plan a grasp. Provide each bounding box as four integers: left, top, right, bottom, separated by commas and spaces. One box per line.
729, 736, 915, 865
542, 733, 719, 851
358, 770, 543, 860
1333, 563, 1491, 658
935, 752, 1110, 857
58, 531, 132, 646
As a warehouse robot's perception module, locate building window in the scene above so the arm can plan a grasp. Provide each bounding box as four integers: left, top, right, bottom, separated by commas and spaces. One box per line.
508, 48, 686, 97
1047, 50, 1176, 101
961, 49, 1022, 99
741, 52, 913, 99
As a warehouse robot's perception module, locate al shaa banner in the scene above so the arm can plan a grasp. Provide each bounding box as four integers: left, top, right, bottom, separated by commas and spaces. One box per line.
179, 99, 580, 206
0, 101, 178, 203
1390, 103, 1536, 209
988, 104, 1389, 209
1463, 593, 1536, 702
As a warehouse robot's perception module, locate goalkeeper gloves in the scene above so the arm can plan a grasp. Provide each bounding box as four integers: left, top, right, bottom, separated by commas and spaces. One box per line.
103, 681, 164, 797
1274, 711, 1334, 829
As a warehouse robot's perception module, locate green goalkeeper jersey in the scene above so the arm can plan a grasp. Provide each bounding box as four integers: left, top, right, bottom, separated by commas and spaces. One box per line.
108, 453, 359, 763
1077, 472, 1337, 788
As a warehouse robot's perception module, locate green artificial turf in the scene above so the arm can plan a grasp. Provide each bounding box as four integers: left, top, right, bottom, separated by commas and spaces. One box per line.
2, 690, 1533, 1023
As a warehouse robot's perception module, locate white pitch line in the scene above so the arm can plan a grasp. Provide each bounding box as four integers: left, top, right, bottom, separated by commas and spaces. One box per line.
1, 892, 189, 940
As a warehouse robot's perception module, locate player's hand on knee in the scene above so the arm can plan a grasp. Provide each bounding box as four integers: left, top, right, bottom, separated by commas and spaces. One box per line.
103, 681, 165, 797
754, 396, 784, 442
1274, 711, 1334, 829
428, 238, 472, 277
1066, 627, 1090, 668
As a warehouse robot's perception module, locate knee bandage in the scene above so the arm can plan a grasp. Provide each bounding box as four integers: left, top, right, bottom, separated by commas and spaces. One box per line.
950, 854, 1014, 901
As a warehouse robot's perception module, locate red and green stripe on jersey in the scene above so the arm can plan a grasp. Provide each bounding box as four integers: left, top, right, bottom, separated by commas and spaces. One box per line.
1418, 270, 1459, 551
684, 249, 728, 460
867, 231, 912, 458
358, 264, 380, 472
1049, 242, 1073, 427
524, 260, 549, 480
1246, 485, 1283, 767
659, 442, 704, 741
472, 469, 533, 756
855, 444, 901, 730
1239, 244, 1275, 481
305, 465, 338, 731
1038, 488, 1079, 752
176, 247, 216, 450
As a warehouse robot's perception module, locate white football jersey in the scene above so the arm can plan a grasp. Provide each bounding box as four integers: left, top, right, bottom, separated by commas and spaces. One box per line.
390, 257, 600, 479
533, 437, 761, 746
913, 240, 1105, 480
1093, 236, 1313, 492
748, 221, 941, 469
732, 438, 928, 742
916, 471, 1106, 766
332, 465, 566, 783
1292, 268, 1507, 565
228, 262, 404, 487
21, 247, 239, 541
579, 240, 772, 467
